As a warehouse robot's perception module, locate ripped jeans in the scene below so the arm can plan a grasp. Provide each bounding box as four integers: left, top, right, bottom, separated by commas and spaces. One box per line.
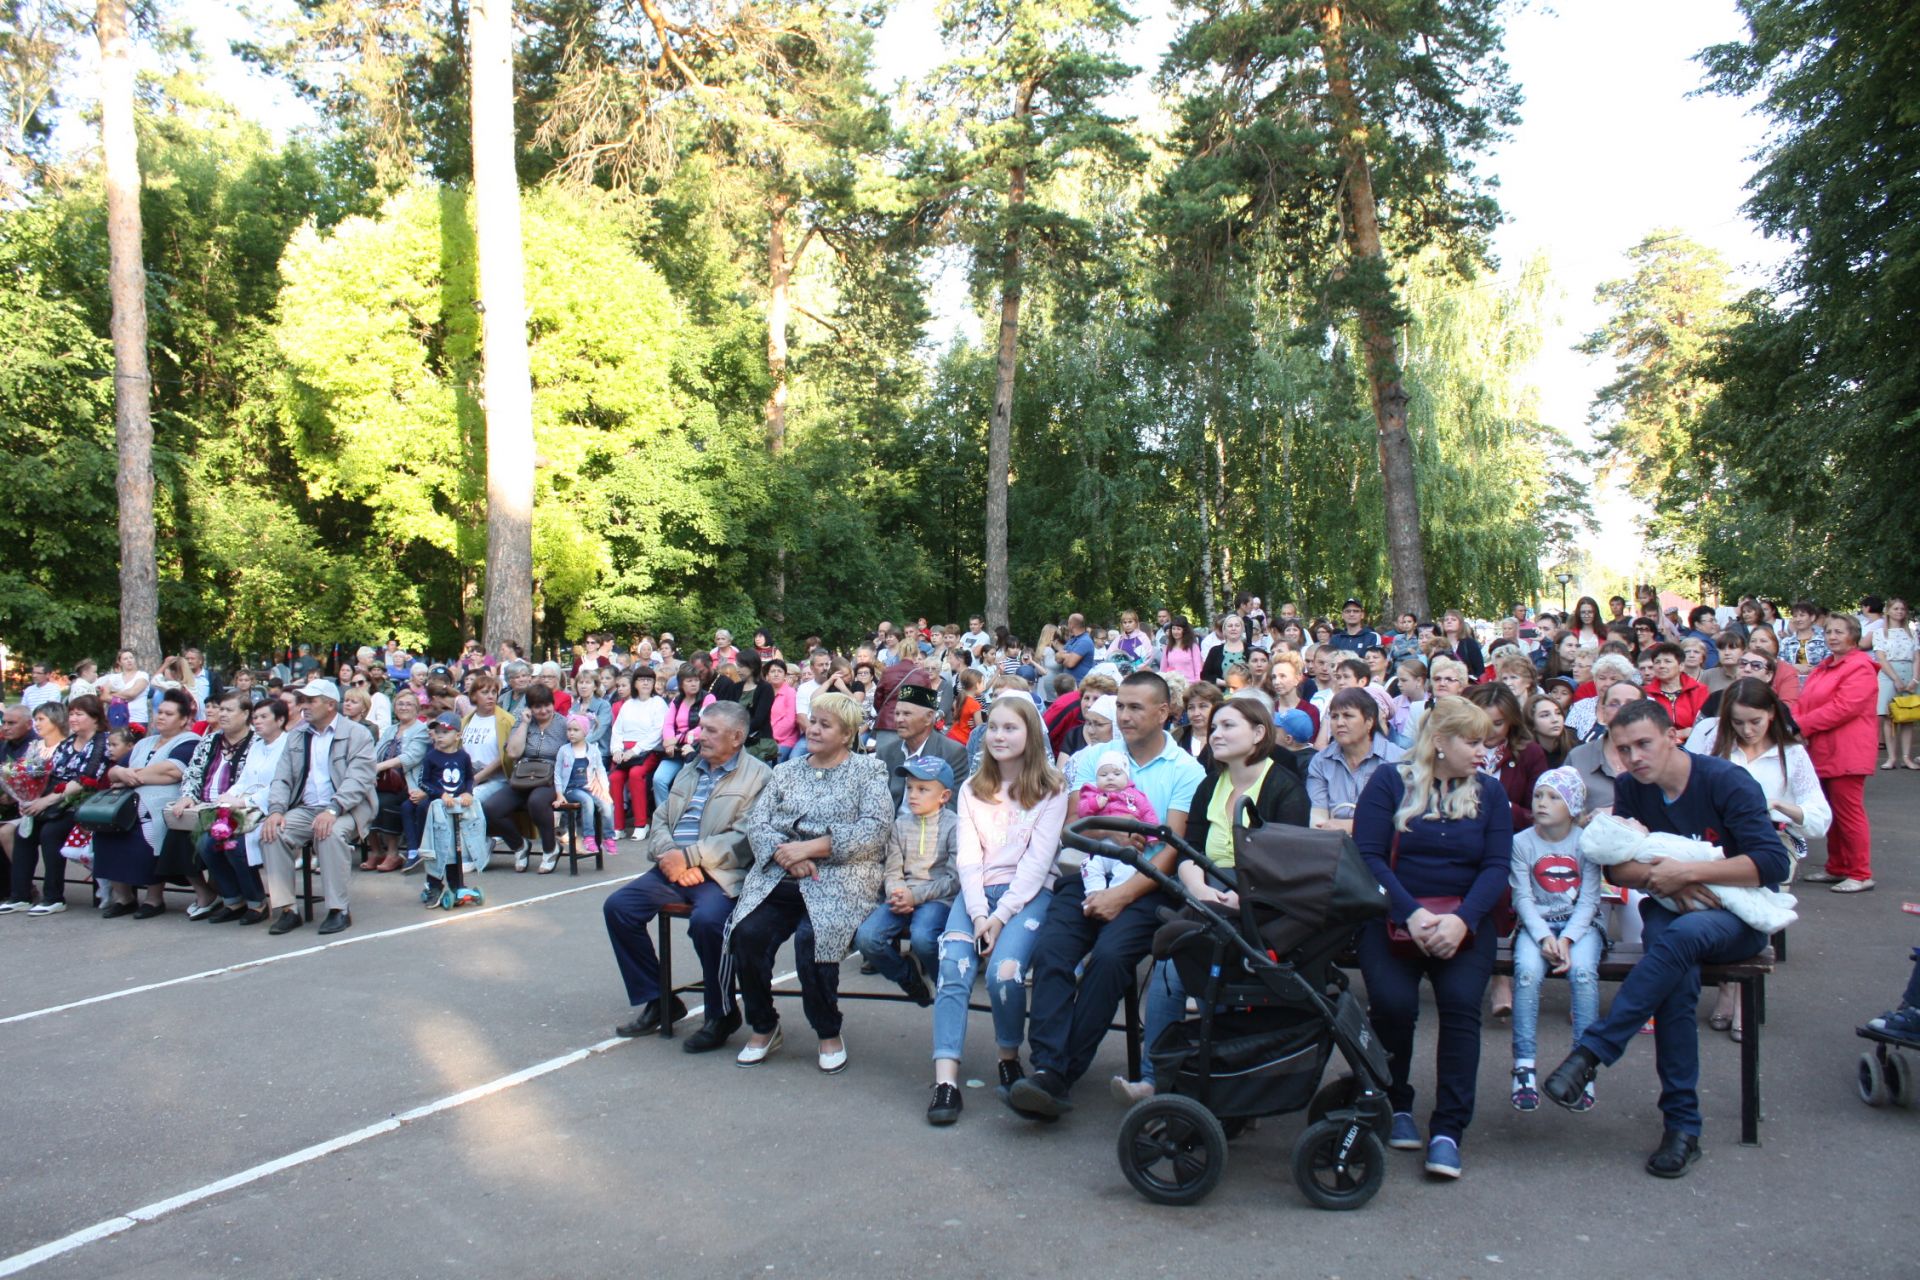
1511, 923, 1603, 1063
931, 883, 1052, 1063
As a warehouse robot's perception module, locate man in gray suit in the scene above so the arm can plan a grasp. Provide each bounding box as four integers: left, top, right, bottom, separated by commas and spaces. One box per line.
877, 683, 968, 813
259, 679, 377, 936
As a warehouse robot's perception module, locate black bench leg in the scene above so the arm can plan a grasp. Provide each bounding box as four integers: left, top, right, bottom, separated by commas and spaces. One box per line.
1739, 977, 1761, 1146
565, 810, 579, 877
302, 845, 315, 923
657, 912, 675, 1040
1771, 928, 1787, 964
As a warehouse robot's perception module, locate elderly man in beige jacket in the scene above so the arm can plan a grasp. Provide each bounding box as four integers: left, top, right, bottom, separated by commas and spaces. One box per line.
602, 700, 771, 1051
259, 679, 377, 937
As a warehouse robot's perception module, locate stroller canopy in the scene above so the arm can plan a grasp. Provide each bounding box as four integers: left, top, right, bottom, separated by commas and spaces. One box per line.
1232, 820, 1386, 959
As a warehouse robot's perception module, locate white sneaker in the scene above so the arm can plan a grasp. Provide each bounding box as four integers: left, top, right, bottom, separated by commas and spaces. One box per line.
0, 900, 32, 914
818, 1040, 849, 1074
632, 826, 648, 841
538, 851, 559, 875
28, 901, 67, 916
736, 1027, 783, 1066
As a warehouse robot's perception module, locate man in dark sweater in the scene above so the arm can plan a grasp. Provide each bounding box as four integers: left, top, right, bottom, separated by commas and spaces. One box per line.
1544, 699, 1789, 1178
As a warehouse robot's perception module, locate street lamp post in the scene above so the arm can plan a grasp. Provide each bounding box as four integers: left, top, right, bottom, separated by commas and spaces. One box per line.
1556, 571, 1573, 615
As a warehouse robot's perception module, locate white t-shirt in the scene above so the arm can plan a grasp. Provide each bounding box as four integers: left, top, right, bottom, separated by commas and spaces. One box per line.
101, 670, 149, 699
463, 714, 501, 774
21, 682, 61, 712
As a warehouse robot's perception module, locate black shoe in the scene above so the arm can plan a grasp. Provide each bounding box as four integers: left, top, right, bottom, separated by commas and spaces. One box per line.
268, 910, 303, 936
1645, 1129, 1702, 1178
237, 906, 271, 926
133, 901, 166, 920
616, 996, 689, 1037
996, 1056, 1025, 1099
101, 901, 136, 920
1006, 1070, 1073, 1119
901, 966, 934, 1008
927, 1082, 963, 1126
681, 1011, 742, 1054
859, 959, 879, 976
1543, 1046, 1600, 1110
205, 904, 241, 924
317, 909, 352, 936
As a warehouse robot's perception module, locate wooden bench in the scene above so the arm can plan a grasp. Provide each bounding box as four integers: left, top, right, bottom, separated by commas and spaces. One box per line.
1494, 940, 1776, 1146
653, 902, 1144, 1078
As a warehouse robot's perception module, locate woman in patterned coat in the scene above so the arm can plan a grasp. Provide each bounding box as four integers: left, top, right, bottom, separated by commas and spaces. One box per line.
725, 692, 892, 1073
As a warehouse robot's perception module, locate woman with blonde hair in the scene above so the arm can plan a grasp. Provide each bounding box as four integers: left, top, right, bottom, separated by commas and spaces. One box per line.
926, 694, 1068, 1125
1352, 697, 1514, 1180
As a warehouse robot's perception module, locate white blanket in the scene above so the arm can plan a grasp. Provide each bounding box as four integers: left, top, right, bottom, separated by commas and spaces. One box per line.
1580, 814, 1798, 934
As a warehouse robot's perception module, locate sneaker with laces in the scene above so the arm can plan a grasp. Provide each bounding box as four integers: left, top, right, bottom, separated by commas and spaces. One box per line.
1511, 1067, 1539, 1112
996, 1056, 1025, 1100
28, 900, 67, 916
1388, 1111, 1421, 1150
1424, 1136, 1462, 1178
421, 879, 444, 907
927, 1082, 963, 1125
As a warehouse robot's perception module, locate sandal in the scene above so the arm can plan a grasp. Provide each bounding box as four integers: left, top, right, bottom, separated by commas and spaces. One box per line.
1708, 1012, 1733, 1032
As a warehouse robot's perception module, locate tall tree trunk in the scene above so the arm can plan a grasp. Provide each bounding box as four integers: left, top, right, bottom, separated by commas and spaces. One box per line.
1213, 421, 1232, 604
99, 0, 159, 668
984, 83, 1034, 633
1197, 447, 1217, 625
469, 0, 536, 653
1319, 1, 1429, 621
765, 196, 790, 616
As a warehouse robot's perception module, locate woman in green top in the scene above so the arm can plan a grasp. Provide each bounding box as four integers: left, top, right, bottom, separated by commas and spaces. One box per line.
1110, 697, 1310, 1102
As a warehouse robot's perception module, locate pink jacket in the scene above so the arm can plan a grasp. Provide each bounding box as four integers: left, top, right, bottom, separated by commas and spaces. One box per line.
1796, 648, 1879, 777
769, 684, 800, 748
1159, 643, 1204, 683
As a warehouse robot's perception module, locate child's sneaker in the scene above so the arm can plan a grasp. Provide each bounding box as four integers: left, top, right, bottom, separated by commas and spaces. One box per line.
1569, 1080, 1597, 1112
1511, 1066, 1539, 1112
454, 887, 484, 909
1868, 1005, 1920, 1047
421, 879, 444, 908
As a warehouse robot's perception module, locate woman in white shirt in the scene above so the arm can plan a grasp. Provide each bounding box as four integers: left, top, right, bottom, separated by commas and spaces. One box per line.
609, 667, 668, 839
99, 649, 150, 726
1701, 677, 1830, 1038
206, 697, 289, 923
1874, 597, 1917, 768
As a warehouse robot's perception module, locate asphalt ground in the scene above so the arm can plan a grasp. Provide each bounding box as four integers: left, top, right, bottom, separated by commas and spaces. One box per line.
2, 776, 1916, 1280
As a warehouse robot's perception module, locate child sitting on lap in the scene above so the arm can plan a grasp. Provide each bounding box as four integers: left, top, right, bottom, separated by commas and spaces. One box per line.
1077, 754, 1158, 892
1510, 767, 1603, 1113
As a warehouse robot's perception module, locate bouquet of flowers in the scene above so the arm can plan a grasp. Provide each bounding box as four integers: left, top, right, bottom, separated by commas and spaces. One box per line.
0, 754, 50, 810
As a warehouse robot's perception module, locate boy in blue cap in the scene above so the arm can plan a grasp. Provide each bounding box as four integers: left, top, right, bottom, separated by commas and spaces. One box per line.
853, 757, 959, 1005
419, 711, 487, 909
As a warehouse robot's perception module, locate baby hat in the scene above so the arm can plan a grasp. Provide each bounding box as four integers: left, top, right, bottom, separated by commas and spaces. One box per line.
1535, 765, 1586, 815
1088, 694, 1119, 725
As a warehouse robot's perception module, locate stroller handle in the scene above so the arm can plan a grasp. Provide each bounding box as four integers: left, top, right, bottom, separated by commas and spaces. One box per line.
1062, 816, 1172, 876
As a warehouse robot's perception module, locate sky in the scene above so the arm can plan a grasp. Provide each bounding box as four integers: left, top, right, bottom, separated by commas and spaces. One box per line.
172, 0, 1784, 586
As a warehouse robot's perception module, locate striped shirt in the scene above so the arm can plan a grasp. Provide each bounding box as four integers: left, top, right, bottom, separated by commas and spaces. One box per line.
672, 752, 739, 845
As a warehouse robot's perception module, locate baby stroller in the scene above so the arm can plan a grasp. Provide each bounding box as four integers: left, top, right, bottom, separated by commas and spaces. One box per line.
1061, 812, 1394, 1211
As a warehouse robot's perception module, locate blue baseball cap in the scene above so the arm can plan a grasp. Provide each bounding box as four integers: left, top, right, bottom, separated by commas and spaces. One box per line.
1274, 709, 1315, 744
895, 758, 956, 790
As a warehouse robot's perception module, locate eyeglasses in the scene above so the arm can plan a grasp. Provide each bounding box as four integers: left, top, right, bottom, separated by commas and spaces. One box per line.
1737, 659, 1769, 671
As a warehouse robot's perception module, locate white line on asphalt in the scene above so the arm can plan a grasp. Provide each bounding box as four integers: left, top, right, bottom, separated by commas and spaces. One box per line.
0, 975, 794, 1277
0, 873, 643, 1028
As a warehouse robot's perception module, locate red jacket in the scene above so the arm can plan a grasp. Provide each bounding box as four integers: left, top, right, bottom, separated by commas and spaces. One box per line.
1646, 674, 1710, 734
1796, 648, 1879, 777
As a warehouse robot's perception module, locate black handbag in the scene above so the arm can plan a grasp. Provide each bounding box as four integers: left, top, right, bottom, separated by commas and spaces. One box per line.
75, 787, 140, 834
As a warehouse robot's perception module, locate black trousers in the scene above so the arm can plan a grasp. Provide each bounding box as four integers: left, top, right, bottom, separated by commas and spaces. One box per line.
482, 784, 557, 854
10, 813, 78, 904
729, 879, 841, 1038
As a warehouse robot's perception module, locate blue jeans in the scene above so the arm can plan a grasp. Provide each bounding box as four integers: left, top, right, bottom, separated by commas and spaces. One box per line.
1140, 958, 1187, 1085
565, 787, 611, 841
775, 743, 798, 763
652, 758, 686, 810
1577, 900, 1766, 1136
1511, 925, 1603, 1063
400, 795, 428, 853
931, 884, 1052, 1062
853, 898, 949, 990
1355, 918, 1498, 1142
200, 833, 263, 908
1026, 877, 1166, 1086
604, 868, 734, 1017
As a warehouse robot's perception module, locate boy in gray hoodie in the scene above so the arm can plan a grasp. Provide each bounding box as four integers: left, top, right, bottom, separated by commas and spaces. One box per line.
853, 758, 960, 1006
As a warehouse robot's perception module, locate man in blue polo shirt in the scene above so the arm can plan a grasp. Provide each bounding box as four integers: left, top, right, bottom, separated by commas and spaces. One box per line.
1543, 699, 1787, 1178
1056, 613, 1097, 676
1326, 598, 1380, 655
1009, 670, 1206, 1120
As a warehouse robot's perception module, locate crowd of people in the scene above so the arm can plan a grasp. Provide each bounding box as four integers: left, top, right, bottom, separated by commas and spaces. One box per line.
3, 585, 1915, 1182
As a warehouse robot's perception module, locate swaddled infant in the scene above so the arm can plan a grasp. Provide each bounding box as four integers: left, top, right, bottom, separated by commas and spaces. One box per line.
1581, 812, 1798, 933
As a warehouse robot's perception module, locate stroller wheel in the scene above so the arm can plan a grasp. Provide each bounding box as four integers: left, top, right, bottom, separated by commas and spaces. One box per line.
1292, 1117, 1387, 1211
1116, 1096, 1227, 1206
